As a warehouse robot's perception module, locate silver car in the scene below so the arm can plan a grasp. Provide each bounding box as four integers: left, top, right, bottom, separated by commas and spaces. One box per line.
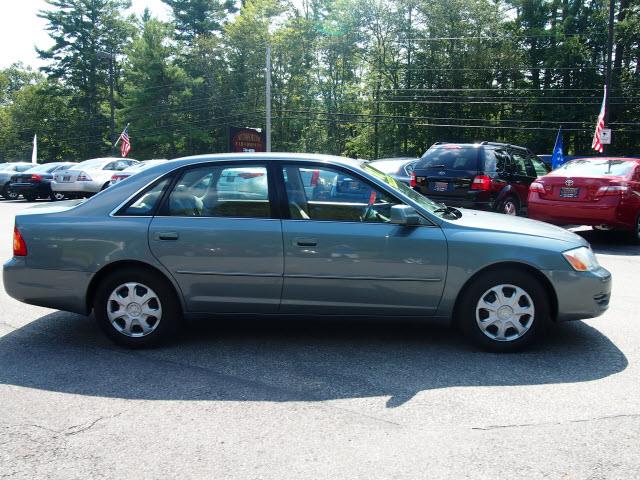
0, 162, 35, 199
51, 157, 139, 197
109, 159, 169, 186
4, 153, 612, 352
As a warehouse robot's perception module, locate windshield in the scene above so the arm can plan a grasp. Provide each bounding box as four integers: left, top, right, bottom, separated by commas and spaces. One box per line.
362, 163, 450, 217
417, 147, 479, 171
26, 163, 58, 173
553, 158, 636, 177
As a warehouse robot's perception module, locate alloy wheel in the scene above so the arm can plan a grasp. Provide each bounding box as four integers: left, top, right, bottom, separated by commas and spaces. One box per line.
52, 192, 65, 201
475, 284, 535, 342
503, 200, 517, 216
106, 282, 162, 337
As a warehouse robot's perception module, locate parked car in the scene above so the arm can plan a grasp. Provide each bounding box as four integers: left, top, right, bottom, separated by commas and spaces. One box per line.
51, 157, 139, 198
4, 153, 611, 352
368, 157, 418, 185
410, 142, 550, 216
0, 163, 36, 199
8, 162, 76, 201
528, 157, 640, 242
109, 159, 169, 186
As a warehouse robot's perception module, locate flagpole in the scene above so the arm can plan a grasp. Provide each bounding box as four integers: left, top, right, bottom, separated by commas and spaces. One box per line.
603, 0, 615, 153
113, 123, 129, 149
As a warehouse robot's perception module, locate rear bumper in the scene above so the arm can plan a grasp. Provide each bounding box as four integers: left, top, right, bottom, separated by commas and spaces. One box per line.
3, 257, 91, 315
51, 180, 102, 194
528, 196, 633, 229
415, 190, 493, 210
9, 183, 50, 196
547, 266, 612, 322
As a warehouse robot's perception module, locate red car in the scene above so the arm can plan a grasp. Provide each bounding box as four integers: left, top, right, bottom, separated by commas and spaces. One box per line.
528, 157, 640, 241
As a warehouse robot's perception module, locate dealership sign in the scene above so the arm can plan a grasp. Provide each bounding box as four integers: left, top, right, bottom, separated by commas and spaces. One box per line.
229, 127, 265, 152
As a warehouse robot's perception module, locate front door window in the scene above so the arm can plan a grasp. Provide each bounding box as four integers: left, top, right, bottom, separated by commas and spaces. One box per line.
282, 165, 399, 223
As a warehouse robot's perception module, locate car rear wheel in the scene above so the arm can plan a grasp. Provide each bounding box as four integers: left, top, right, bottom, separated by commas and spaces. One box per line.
24, 194, 37, 202
497, 195, 519, 216
457, 267, 550, 352
94, 268, 181, 348
50, 192, 66, 201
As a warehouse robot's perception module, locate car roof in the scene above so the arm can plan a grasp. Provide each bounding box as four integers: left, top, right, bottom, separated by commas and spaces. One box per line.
566, 156, 640, 162
168, 152, 363, 170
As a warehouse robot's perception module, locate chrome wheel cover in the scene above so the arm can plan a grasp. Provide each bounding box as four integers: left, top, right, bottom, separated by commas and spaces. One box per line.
503, 200, 517, 216
53, 192, 65, 201
475, 284, 535, 342
107, 282, 162, 337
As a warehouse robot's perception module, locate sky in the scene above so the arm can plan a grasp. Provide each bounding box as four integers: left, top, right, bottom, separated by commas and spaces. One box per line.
0, 0, 171, 70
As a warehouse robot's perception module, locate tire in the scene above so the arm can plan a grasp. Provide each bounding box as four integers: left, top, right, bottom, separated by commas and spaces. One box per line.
50, 192, 66, 201
101, 182, 111, 191
456, 267, 550, 352
496, 195, 519, 216
632, 213, 640, 245
93, 267, 181, 348
24, 194, 37, 202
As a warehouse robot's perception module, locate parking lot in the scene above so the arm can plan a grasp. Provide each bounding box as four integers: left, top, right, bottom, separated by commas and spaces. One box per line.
0, 199, 639, 479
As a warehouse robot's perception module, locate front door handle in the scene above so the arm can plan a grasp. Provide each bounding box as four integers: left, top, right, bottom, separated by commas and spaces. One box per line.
155, 231, 179, 241
294, 237, 317, 247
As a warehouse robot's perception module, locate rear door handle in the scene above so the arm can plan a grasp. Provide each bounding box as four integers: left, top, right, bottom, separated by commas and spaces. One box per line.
155, 231, 179, 241
294, 237, 317, 247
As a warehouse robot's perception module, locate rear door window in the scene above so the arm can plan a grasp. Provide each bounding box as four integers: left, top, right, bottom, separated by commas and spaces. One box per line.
166, 164, 271, 218
418, 147, 479, 171
510, 151, 529, 176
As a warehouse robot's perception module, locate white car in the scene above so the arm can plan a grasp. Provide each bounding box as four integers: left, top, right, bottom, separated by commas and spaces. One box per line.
109, 159, 168, 186
52, 157, 139, 198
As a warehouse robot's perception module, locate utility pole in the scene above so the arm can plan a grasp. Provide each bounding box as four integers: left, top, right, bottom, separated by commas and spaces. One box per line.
98, 50, 116, 155
265, 45, 272, 152
603, 0, 615, 152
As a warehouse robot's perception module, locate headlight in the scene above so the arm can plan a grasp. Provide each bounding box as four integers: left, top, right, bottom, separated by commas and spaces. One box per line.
563, 246, 600, 272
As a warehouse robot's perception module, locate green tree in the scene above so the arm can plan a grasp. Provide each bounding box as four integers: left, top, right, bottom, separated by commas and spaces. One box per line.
37, 0, 134, 158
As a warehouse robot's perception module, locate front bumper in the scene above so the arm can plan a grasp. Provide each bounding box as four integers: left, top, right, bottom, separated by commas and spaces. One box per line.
547, 266, 612, 322
51, 180, 102, 194
3, 257, 91, 314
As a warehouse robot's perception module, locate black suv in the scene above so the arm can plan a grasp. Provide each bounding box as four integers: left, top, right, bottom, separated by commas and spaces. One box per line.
410, 142, 550, 216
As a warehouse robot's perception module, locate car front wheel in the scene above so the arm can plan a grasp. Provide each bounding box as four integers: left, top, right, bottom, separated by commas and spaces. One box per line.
457, 268, 550, 352
2, 186, 19, 200
94, 268, 181, 348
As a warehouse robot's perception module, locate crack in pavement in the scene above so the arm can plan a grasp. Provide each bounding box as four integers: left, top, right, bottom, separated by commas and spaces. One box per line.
472, 413, 640, 431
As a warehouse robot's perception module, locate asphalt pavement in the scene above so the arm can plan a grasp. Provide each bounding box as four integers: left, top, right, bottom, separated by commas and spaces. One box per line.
0, 199, 639, 479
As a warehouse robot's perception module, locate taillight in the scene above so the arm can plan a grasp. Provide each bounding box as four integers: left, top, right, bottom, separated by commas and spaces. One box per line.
310, 170, 320, 187
595, 185, 628, 198
530, 181, 545, 193
471, 175, 491, 191
76, 171, 92, 181
238, 172, 264, 179
13, 226, 27, 257
409, 172, 417, 188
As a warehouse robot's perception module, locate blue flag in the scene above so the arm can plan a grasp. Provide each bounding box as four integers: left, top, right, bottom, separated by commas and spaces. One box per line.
551, 127, 564, 169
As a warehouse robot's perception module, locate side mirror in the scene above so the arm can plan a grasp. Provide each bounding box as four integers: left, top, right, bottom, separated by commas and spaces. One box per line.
390, 205, 421, 226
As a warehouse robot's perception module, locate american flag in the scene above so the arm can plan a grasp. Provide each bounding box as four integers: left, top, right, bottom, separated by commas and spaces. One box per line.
591, 86, 607, 153
118, 125, 131, 157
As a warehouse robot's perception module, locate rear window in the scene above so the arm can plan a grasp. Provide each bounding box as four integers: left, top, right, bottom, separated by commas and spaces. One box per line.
554, 159, 636, 177
417, 147, 479, 171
